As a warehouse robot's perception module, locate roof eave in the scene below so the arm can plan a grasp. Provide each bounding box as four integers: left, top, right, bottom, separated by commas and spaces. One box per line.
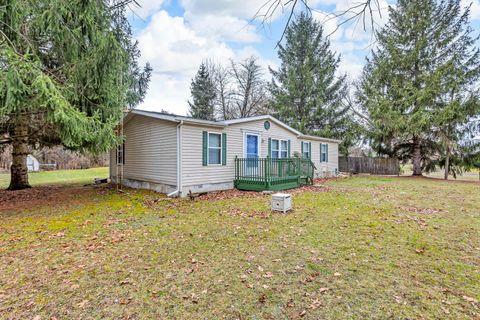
298, 134, 342, 143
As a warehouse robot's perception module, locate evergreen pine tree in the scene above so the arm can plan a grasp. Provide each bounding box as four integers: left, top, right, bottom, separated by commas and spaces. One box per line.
357, 0, 480, 176
188, 63, 216, 120
0, 0, 151, 190
270, 12, 354, 152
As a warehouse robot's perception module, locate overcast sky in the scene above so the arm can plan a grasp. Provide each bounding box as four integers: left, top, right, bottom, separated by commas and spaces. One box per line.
128, 0, 480, 116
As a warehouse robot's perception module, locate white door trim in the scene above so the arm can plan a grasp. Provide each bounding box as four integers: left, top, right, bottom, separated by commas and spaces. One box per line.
243, 131, 261, 158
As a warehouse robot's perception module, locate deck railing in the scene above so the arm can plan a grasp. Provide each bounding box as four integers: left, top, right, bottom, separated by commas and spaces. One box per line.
234, 157, 316, 191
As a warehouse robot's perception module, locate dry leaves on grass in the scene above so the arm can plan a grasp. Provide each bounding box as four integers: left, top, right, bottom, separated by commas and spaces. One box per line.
227, 207, 271, 218
197, 189, 266, 201
143, 197, 172, 210
0, 185, 93, 212
463, 295, 478, 304
398, 205, 443, 215
292, 184, 332, 194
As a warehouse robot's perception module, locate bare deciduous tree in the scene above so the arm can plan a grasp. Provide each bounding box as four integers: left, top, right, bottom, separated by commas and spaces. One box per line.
254, 0, 383, 44
230, 57, 269, 118
210, 63, 234, 120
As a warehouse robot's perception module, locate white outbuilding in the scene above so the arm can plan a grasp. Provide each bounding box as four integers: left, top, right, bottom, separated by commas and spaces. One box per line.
27, 155, 40, 172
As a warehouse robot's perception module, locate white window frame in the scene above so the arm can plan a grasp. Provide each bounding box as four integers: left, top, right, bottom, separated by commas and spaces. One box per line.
271, 139, 288, 159
321, 143, 328, 163
302, 141, 310, 159
243, 131, 261, 158
207, 132, 222, 165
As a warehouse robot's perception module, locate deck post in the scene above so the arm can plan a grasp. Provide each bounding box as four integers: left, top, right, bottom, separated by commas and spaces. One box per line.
234, 156, 238, 187
265, 156, 270, 189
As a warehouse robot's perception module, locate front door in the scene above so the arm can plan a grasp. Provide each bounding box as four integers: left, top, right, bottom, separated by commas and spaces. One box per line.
245, 133, 259, 176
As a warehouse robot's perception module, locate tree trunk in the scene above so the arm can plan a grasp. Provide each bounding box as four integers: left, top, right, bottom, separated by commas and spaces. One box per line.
412, 137, 422, 176
7, 114, 31, 190
444, 145, 449, 180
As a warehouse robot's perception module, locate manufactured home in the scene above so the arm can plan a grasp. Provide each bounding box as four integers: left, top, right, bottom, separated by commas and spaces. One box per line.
110, 110, 340, 197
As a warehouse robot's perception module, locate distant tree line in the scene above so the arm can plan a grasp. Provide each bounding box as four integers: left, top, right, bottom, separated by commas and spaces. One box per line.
0, 146, 108, 171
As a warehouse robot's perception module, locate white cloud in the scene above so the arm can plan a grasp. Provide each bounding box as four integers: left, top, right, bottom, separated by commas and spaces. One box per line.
184, 13, 261, 42
180, 0, 284, 20
137, 11, 236, 114
462, 0, 480, 20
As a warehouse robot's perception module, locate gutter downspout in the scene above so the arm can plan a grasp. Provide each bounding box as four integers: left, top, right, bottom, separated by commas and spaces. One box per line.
167, 120, 183, 197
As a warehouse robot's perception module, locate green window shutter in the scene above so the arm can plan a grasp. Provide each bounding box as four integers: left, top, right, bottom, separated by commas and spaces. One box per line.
326, 143, 329, 162
287, 140, 291, 158
202, 131, 208, 166
320, 143, 323, 162
222, 133, 227, 165
308, 142, 312, 159
268, 138, 272, 158
301, 142, 304, 157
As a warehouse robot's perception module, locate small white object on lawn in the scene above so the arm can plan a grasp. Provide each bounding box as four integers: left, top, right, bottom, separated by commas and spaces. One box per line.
271, 193, 292, 213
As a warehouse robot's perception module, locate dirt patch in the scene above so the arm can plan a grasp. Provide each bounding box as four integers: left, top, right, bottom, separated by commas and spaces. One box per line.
0, 185, 96, 213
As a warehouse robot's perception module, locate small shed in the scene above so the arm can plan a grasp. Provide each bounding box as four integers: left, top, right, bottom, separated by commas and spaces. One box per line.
27, 155, 40, 172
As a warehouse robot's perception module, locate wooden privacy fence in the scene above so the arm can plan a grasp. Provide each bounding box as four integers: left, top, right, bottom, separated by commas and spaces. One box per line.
339, 157, 400, 175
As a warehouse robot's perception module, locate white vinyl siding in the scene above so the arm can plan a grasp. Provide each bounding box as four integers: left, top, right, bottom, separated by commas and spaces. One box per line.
109, 115, 177, 185
110, 114, 340, 194
181, 119, 339, 189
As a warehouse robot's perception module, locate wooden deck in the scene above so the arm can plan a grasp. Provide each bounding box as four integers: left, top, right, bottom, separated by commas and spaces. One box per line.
234, 157, 316, 191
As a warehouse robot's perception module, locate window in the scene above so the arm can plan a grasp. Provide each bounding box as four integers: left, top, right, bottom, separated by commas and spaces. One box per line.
208, 133, 222, 165
271, 139, 288, 158
321, 143, 328, 162
281, 140, 288, 158
302, 142, 310, 159
116, 143, 125, 164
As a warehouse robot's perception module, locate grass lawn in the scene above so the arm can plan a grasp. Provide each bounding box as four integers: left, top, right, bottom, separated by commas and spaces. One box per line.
0, 176, 479, 319
0, 167, 109, 189
401, 165, 480, 182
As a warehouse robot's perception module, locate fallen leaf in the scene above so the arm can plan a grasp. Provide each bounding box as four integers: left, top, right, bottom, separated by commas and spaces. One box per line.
191, 293, 199, 304
463, 295, 478, 303
263, 272, 273, 278
309, 299, 322, 310
299, 310, 307, 317
258, 294, 266, 304
77, 300, 89, 308
334, 272, 342, 277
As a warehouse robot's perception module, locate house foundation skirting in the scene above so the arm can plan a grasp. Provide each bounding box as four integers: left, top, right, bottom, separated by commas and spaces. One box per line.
181, 181, 234, 196
111, 177, 234, 197
111, 177, 177, 195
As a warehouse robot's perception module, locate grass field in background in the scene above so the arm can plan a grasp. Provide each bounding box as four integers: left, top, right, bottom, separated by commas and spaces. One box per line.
400, 165, 480, 181
1, 176, 479, 319
0, 167, 109, 189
